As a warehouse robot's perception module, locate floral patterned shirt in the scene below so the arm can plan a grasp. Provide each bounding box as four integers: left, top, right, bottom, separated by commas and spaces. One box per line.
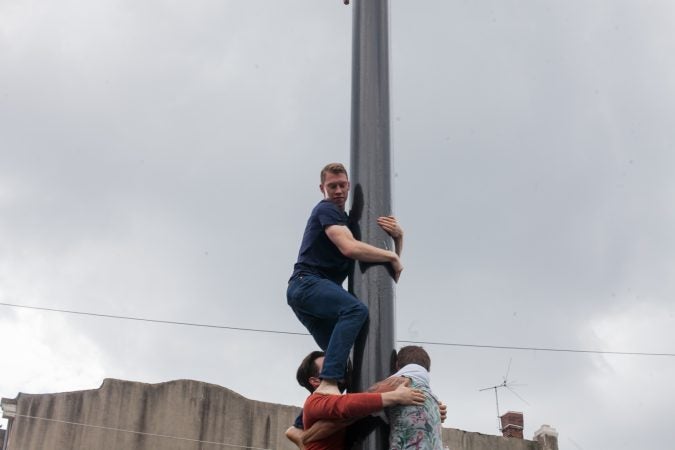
386, 368, 444, 450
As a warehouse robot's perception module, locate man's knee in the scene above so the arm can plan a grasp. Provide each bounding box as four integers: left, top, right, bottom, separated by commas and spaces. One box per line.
353, 301, 369, 322
338, 299, 368, 323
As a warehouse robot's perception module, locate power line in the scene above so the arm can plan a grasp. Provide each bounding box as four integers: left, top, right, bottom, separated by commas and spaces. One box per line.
0, 301, 307, 337
397, 340, 675, 357
12, 413, 271, 450
2, 301, 674, 358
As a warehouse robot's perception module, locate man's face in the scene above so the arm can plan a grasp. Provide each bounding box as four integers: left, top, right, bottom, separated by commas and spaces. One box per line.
320, 172, 350, 210
309, 356, 325, 390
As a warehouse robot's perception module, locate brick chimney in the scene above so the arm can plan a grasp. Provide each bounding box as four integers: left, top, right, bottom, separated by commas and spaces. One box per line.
500, 411, 524, 439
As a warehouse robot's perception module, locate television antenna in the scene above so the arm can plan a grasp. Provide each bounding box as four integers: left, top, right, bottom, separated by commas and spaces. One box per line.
478, 358, 530, 432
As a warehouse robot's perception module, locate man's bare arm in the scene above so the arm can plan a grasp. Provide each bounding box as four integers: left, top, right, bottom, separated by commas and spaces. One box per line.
370, 376, 446, 423
377, 216, 404, 256
368, 376, 410, 394
285, 426, 305, 450
325, 225, 403, 281
381, 383, 425, 407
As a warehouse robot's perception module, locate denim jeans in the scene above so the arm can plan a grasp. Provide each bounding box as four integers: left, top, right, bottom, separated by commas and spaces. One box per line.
287, 274, 369, 381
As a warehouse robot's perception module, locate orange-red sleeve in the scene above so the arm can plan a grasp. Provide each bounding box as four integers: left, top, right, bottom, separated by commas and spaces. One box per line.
303, 393, 383, 427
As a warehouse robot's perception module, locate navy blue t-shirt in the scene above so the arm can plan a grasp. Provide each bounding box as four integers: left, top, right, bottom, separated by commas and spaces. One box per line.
293, 411, 304, 429
290, 200, 354, 284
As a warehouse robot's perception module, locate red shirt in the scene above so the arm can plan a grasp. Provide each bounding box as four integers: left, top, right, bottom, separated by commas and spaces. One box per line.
303, 392, 383, 450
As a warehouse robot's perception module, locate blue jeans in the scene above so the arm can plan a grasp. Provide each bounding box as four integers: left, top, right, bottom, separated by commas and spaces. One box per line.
287, 274, 368, 381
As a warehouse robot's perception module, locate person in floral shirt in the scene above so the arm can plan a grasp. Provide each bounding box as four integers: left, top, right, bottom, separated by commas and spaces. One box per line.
382, 346, 444, 450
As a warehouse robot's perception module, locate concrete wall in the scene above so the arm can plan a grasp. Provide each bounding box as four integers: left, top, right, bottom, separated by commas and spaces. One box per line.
2, 379, 300, 450
443, 428, 540, 450
1, 379, 551, 450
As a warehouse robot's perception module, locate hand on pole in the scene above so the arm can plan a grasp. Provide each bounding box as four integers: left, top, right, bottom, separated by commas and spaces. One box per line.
377, 216, 403, 239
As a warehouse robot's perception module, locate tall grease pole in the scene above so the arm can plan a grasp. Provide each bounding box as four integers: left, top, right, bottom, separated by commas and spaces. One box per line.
348, 0, 394, 449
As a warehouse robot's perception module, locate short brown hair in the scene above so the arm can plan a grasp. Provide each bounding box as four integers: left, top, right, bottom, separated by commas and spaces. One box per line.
296, 351, 325, 392
320, 163, 348, 183
396, 346, 431, 372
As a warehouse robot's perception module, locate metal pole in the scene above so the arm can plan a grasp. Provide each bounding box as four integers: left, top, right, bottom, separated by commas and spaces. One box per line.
349, 1, 393, 449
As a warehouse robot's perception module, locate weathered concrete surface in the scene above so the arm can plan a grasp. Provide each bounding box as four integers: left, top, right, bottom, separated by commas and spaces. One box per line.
2, 378, 301, 450
1, 379, 553, 450
443, 427, 540, 450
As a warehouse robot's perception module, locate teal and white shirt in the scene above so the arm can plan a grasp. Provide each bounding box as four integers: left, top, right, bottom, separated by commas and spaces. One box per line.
386, 364, 444, 450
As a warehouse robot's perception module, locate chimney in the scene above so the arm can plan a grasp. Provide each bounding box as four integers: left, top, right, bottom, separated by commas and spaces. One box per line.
534, 424, 559, 450
500, 411, 524, 439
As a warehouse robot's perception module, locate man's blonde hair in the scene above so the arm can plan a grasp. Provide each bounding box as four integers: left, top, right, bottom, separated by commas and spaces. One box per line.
320, 163, 348, 183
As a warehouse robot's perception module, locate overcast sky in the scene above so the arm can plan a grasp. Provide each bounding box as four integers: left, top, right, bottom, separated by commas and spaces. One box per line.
1, 1, 675, 449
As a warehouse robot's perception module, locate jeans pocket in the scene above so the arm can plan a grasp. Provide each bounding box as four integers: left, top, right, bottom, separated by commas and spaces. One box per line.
288, 275, 319, 308
287, 276, 306, 307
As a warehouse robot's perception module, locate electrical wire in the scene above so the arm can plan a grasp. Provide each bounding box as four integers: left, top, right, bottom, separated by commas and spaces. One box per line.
2, 301, 674, 357
396, 339, 675, 357
0, 301, 307, 337
12, 413, 271, 450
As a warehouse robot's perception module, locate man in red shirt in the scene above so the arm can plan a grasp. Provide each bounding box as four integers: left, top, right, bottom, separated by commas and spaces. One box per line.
286, 350, 447, 450
287, 351, 425, 450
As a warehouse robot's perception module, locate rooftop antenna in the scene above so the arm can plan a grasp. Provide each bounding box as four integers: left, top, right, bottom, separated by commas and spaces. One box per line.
479, 358, 530, 432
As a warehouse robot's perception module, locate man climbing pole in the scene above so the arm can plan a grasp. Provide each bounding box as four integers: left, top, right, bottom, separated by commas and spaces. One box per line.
287, 162, 403, 395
